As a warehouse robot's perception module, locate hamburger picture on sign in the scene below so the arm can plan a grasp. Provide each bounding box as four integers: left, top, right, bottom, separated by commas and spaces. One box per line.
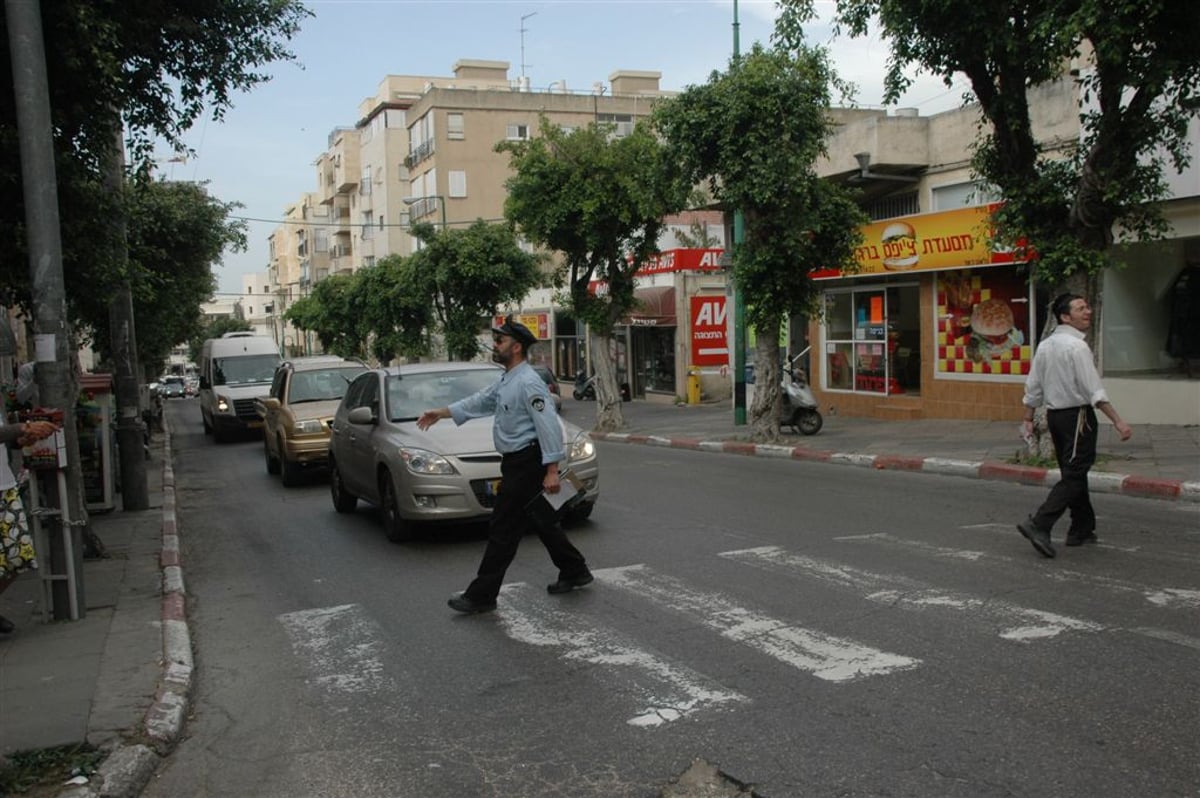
936, 270, 1032, 376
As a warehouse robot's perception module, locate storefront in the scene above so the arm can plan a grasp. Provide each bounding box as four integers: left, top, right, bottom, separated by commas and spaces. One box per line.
808, 205, 1032, 420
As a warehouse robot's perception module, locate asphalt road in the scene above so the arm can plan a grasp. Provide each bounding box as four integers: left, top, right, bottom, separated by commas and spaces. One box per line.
144, 401, 1200, 798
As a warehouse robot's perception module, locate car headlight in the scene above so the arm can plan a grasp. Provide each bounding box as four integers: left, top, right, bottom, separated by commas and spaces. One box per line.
216, 396, 231, 413
567, 432, 595, 462
293, 419, 325, 434
399, 447, 456, 475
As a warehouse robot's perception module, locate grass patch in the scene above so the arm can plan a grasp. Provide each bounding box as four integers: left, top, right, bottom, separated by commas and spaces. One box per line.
0, 744, 103, 796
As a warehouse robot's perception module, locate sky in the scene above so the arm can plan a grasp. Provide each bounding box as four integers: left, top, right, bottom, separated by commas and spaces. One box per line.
156, 0, 971, 298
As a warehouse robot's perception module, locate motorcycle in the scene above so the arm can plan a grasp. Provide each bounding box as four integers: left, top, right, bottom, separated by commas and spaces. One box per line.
780, 348, 823, 436
573, 370, 597, 401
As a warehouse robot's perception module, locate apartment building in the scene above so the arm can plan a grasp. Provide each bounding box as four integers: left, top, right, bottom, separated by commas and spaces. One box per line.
800, 76, 1200, 424
267, 193, 329, 356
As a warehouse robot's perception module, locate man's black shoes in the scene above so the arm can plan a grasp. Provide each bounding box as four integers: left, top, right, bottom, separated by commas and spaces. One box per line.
1017, 518, 1056, 558
547, 571, 594, 594
447, 594, 496, 614
1066, 530, 1098, 547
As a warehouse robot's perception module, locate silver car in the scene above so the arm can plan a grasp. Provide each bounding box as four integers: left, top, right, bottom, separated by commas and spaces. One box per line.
327, 362, 600, 542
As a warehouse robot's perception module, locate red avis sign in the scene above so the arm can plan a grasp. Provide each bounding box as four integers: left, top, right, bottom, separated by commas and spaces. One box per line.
690, 296, 728, 367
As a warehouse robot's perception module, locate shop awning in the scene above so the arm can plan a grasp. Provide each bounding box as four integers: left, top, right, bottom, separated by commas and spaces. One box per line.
623, 286, 677, 326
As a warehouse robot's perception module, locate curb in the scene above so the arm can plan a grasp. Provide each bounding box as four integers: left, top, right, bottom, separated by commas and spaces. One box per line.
61, 423, 192, 798
590, 432, 1200, 503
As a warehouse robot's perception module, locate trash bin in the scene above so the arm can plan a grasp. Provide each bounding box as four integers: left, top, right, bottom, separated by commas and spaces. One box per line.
686, 367, 701, 405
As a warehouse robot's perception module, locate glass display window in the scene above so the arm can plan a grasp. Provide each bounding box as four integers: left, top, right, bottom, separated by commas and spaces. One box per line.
822, 283, 920, 395
935, 269, 1031, 379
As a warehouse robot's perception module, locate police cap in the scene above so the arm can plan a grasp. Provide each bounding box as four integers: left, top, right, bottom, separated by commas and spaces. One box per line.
492, 314, 538, 348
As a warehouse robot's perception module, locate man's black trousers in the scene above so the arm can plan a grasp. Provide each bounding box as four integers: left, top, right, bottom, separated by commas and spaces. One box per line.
1032, 405, 1097, 536
463, 444, 588, 603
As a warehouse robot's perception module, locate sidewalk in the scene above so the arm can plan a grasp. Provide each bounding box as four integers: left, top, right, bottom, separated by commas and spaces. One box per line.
0, 433, 189, 798
0, 403, 1195, 797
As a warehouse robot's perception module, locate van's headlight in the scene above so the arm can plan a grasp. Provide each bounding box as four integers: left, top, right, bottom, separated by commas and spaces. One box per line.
400, 447, 455, 475
568, 432, 595, 462
293, 419, 324, 434
216, 396, 231, 413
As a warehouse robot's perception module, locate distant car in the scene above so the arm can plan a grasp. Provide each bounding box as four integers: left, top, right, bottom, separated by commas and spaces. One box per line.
160, 376, 186, 399
532, 365, 563, 411
258, 356, 369, 486
327, 362, 599, 542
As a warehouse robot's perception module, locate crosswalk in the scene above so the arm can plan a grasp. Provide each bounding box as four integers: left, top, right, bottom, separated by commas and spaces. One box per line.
279, 535, 1198, 730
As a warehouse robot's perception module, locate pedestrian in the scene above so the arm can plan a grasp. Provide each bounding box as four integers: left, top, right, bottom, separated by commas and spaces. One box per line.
1, 415, 60, 634
1017, 293, 1133, 558
417, 315, 593, 614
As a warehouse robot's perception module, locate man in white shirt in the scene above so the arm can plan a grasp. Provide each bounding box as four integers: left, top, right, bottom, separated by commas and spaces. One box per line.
1018, 293, 1133, 558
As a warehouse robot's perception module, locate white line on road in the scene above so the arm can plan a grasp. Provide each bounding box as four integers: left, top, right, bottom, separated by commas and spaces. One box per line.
593, 565, 920, 682
496, 583, 745, 727
838, 532, 1200, 609
279, 604, 395, 696
720, 546, 1103, 642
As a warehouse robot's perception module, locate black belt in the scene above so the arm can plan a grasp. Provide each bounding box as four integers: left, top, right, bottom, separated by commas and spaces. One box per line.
502, 442, 540, 458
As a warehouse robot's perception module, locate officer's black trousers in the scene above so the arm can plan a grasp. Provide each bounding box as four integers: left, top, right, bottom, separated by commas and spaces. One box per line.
463, 444, 588, 603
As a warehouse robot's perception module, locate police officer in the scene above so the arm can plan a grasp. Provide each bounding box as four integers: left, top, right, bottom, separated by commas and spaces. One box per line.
417, 315, 592, 614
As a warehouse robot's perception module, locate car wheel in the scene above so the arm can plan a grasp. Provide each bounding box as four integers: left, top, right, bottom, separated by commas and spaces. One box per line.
202, 413, 212, 435
279, 438, 304, 487
264, 436, 280, 475
564, 500, 595, 526
330, 457, 357, 513
380, 471, 412, 543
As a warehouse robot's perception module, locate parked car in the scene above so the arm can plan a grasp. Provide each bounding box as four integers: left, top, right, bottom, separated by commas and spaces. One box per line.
160, 376, 187, 399
258, 356, 369, 486
327, 362, 599, 542
531, 364, 563, 411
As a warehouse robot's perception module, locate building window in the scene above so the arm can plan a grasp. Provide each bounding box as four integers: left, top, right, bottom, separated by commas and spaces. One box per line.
506, 123, 530, 140
361, 211, 374, 240
448, 171, 467, 198
932, 182, 1002, 211
597, 114, 634, 138
378, 214, 384, 230
447, 113, 464, 139
864, 192, 919, 221
360, 165, 372, 196
823, 284, 921, 395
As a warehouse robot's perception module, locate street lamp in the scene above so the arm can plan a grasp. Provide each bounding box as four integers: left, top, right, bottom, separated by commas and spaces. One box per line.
402, 195, 447, 230
731, 0, 747, 426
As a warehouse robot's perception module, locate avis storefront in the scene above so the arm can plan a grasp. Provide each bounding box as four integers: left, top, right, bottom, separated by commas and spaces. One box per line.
591, 249, 732, 401
807, 205, 1034, 421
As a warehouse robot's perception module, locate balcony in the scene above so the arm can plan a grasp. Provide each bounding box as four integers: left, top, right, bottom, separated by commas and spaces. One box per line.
405, 139, 435, 169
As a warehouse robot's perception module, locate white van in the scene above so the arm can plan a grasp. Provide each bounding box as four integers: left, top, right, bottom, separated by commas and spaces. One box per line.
198, 333, 281, 442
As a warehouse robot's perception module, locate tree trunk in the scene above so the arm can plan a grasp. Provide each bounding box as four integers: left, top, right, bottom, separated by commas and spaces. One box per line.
588, 327, 624, 432
748, 321, 782, 443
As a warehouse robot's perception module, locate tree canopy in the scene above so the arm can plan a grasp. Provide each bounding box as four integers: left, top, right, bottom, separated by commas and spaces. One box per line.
499, 118, 692, 429
775, 0, 1200, 316
655, 44, 866, 441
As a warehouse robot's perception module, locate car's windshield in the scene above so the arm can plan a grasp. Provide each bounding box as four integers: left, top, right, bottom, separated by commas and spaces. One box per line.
385, 369, 501, 421
288, 366, 368, 404
213, 355, 280, 386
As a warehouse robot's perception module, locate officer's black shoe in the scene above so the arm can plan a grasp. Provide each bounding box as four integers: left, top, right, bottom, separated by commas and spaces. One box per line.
1065, 530, 1098, 546
447, 594, 496, 614
547, 571, 594, 594
1017, 518, 1056, 558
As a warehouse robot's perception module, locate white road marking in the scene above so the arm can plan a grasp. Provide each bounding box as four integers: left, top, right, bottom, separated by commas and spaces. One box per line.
496, 584, 744, 727
593, 565, 920, 682
279, 604, 394, 696
839, 532, 1200, 609
720, 546, 1103, 642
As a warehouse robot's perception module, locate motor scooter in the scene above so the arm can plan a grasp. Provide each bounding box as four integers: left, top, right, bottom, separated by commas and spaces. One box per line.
780, 348, 822, 435
573, 370, 597, 401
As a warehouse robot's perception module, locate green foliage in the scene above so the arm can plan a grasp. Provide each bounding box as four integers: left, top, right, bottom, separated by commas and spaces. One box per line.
775, 0, 1200, 290
498, 117, 692, 335
0, 743, 103, 794
188, 317, 253, 363
284, 274, 367, 360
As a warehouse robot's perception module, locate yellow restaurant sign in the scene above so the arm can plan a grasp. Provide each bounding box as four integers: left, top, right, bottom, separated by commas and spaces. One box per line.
813, 203, 1020, 280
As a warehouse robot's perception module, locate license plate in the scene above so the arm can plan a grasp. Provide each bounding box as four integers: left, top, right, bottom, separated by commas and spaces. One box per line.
247, 420, 263, 429
486, 479, 501, 496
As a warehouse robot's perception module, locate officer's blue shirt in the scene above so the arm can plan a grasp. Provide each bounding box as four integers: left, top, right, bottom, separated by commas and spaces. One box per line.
449, 361, 564, 465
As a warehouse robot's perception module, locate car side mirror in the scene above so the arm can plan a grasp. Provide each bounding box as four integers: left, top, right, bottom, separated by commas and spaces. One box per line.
199, 376, 210, 390
347, 406, 376, 425
259, 397, 281, 411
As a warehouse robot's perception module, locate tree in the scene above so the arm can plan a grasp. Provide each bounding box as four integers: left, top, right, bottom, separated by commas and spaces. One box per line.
188, 317, 252, 364
655, 44, 866, 441
499, 118, 692, 430
403, 221, 544, 362
82, 179, 245, 377
775, 0, 1200, 340
285, 274, 367, 360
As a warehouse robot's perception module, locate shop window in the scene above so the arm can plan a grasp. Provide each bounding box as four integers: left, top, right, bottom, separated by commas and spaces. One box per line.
935, 270, 1030, 379
823, 284, 920, 395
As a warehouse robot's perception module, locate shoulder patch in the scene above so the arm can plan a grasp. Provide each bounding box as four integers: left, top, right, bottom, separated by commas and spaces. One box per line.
531, 396, 546, 412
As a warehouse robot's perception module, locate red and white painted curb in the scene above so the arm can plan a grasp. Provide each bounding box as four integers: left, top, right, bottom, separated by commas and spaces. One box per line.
591, 432, 1200, 503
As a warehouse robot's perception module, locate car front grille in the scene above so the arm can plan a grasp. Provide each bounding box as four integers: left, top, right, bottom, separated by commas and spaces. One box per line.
233, 398, 260, 420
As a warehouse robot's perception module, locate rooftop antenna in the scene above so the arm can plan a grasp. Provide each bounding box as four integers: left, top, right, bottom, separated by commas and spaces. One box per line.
520, 11, 537, 79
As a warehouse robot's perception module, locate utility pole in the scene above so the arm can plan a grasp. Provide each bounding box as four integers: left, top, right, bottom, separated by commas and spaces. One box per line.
731, 0, 747, 425
6, 0, 87, 618
106, 128, 149, 510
